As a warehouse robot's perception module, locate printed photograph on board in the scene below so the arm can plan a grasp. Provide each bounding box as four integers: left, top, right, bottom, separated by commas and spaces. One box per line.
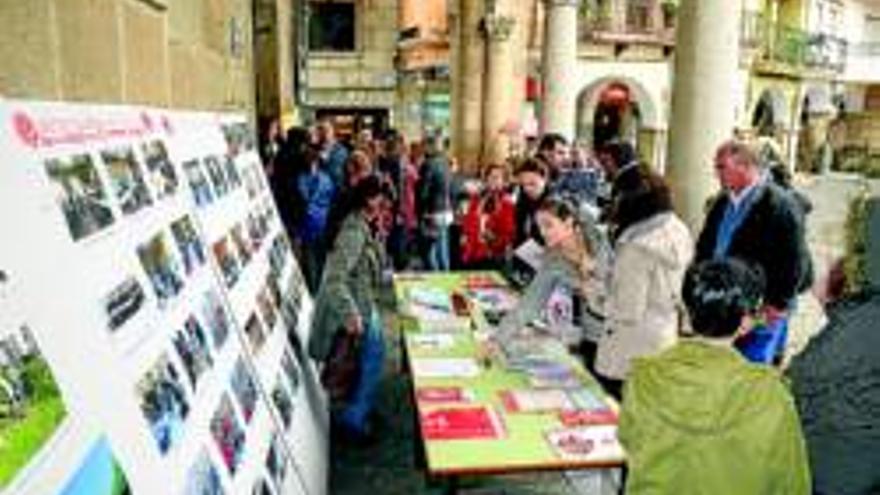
230, 358, 258, 424
141, 139, 179, 199
100, 146, 153, 216
212, 237, 240, 289
200, 289, 231, 352
170, 216, 206, 276
265, 432, 289, 493
183, 448, 225, 495
222, 155, 242, 190
243, 166, 259, 200
0, 326, 67, 490
43, 153, 115, 242
203, 156, 229, 198
271, 374, 294, 430
279, 348, 301, 397
172, 315, 214, 392
243, 313, 266, 355
183, 159, 214, 207
102, 276, 146, 333
230, 224, 252, 267
137, 232, 184, 307
209, 393, 245, 476
58, 436, 130, 495
136, 352, 190, 455
256, 287, 277, 334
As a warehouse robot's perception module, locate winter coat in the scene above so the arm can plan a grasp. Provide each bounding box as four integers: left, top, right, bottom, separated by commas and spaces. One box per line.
786, 291, 880, 495
696, 182, 808, 310
460, 190, 516, 265
594, 212, 693, 380
620, 340, 811, 495
308, 212, 384, 361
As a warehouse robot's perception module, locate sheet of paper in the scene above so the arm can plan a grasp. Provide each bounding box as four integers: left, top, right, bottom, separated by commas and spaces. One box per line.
409, 333, 456, 350
411, 357, 481, 379
546, 425, 624, 462
513, 239, 546, 271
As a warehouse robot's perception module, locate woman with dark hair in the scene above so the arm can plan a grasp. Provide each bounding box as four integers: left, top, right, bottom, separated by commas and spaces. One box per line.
308, 175, 388, 443
619, 258, 810, 494
594, 168, 692, 397
495, 195, 612, 368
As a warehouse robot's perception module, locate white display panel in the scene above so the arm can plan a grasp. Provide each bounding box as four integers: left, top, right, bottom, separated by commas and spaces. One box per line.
0, 100, 326, 495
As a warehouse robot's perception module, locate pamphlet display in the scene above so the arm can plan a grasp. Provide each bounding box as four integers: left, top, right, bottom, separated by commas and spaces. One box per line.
0, 100, 326, 494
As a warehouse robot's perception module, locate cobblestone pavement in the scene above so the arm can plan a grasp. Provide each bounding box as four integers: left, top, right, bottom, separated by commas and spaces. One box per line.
328, 174, 880, 495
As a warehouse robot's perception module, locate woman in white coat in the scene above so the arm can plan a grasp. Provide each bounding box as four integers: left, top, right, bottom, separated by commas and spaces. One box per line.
594, 167, 693, 398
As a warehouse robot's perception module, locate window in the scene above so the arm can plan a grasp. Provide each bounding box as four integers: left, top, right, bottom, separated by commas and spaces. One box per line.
308, 2, 356, 52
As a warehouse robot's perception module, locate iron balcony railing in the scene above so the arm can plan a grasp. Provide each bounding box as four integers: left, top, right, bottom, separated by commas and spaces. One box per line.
740, 10, 848, 72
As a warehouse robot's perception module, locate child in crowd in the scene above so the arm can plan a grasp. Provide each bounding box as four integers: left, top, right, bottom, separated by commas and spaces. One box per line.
619, 258, 811, 495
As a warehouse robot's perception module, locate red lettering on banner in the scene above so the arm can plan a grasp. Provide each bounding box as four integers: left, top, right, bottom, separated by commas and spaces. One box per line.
9, 109, 154, 149
12, 112, 39, 148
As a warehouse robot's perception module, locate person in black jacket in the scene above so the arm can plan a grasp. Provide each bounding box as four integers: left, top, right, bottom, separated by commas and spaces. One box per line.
695, 139, 811, 365
416, 134, 452, 271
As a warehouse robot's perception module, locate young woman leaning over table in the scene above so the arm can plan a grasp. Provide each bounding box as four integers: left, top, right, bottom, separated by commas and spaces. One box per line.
493, 195, 613, 373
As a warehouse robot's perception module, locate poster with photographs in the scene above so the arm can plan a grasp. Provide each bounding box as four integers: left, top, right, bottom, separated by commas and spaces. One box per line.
210, 393, 245, 476
43, 153, 115, 242
136, 352, 190, 455
58, 436, 131, 495
0, 326, 68, 490
0, 101, 323, 495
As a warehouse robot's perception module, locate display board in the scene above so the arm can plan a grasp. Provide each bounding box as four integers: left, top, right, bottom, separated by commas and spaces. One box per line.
0, 100, 327, 495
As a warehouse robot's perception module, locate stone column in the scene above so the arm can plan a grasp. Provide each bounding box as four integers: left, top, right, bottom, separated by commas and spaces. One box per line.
540, 0, 579, 141
482, 14, 516, 165
452, 0, 486, 171
666, 0, 742, 230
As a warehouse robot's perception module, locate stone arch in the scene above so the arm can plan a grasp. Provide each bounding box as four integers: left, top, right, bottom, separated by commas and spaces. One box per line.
576, 76, 662, 134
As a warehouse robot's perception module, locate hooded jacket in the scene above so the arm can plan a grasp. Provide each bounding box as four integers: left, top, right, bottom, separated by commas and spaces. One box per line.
619, 341, 811, 495
595, 212, 693, 380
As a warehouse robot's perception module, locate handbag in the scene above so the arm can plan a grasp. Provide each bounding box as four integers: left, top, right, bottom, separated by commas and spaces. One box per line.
320, 329, 361, 403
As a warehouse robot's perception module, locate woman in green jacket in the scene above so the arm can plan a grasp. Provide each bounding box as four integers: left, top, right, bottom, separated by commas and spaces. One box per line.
308, 175, 388, 442
619, 259, 811, 494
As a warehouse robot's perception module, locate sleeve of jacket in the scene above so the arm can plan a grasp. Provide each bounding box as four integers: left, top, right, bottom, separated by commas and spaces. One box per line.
764, 192, 804, 308
495, 261, 564, 344
322, 216, 365, 323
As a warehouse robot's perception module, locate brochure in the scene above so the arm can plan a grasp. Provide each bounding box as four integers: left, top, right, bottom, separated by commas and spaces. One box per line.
421, 406, 505, 441
415, 386, 474, 404
500, 389, 573, 413
411, 358, 481, 379
545, 425, 624, 462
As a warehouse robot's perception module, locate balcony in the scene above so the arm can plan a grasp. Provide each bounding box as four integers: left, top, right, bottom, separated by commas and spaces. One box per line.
740, 11, 847, 75
578, 3, 675, 48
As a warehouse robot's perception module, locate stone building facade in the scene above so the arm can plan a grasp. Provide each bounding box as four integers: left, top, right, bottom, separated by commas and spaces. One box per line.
0, 0, 263, 117
302, 0, 399, 138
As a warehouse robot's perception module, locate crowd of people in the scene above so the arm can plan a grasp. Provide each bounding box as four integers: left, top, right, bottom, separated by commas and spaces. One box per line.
262, 118, 877, 494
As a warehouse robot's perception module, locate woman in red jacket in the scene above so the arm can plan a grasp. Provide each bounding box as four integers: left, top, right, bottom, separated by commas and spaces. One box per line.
461, 163, 516, 269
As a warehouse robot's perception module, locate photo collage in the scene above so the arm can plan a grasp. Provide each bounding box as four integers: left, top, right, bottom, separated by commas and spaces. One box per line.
43, 136, 182, 244
11, 106, 318, 493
